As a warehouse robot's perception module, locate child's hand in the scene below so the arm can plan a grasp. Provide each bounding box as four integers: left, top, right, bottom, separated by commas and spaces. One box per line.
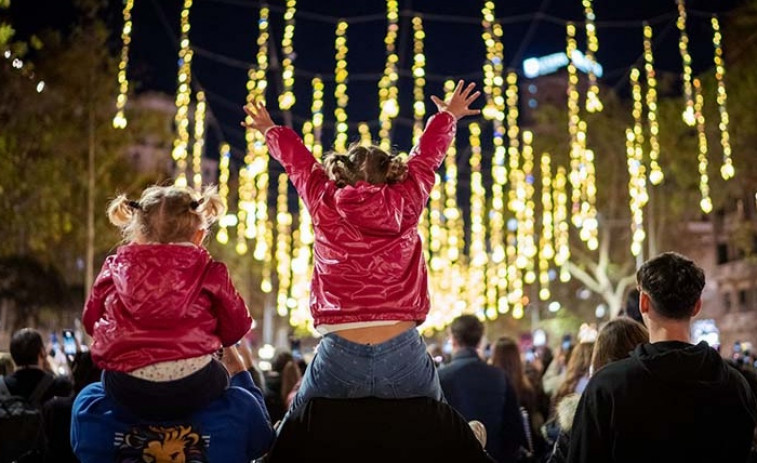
242, 101, 276, 134
430, 80, 481, 120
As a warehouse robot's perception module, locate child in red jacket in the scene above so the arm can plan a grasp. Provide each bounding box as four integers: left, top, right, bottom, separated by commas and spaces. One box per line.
243, 81, 480, 413
83, 185, 252, 420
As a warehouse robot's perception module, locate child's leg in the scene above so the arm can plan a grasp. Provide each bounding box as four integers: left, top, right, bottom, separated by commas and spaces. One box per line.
103, 359, 229, 420
371, 327, 444, 401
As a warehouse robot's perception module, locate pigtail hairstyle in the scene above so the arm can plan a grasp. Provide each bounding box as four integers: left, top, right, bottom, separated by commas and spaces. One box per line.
385, 157, 408, 184
107, 194, 141, 241
324, 153, 354, 188
196, 186, 226, 227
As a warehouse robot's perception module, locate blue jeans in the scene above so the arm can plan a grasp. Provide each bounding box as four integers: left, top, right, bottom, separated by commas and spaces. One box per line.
289, 327, 443, 413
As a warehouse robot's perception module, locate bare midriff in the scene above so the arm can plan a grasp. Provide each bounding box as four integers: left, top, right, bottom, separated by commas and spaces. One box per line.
334, 320, 416, 344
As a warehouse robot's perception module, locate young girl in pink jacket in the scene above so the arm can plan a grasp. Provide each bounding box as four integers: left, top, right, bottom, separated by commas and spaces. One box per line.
83, 186, 253, 420
243, 81, 480, 412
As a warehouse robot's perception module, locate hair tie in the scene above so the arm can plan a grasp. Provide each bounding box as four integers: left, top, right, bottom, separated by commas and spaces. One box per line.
127, 200, 142, 211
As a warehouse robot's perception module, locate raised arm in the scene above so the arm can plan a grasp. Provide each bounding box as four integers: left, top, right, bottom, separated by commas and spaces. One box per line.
243, 102, 328, 213
404, 80, 481, 210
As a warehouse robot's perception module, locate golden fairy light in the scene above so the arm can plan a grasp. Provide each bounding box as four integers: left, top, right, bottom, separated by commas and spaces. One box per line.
253, 171, 270, 261
442, 80, 463, 267
290, 199, 314, 332
676, 0, 696, 127
521, 131, 537, 285
113, 0, 134, 129
643, 24, 664, 185
468, 122, 487, 313
334, 21, 349, 152
553, 166, 571, 283
412, 16, 426, 144
378, 0, 400, 150
191, 91, 206, 190
539, 153, 555, 301
480, 1, 505, 121
565, 23, 582, 224
711, 16, 734, 180
171, 0, 195, 187
311, 77, 324, 160
216, 144, 231, 245
278, 0, 297, 110
358, 122, 372, 145
236, 167, 252, 255
506, 71, 520, 215
582, 0, 603, 113
626, 129, 647, 257
693, 78, 713, 214
276, 174, 293, 316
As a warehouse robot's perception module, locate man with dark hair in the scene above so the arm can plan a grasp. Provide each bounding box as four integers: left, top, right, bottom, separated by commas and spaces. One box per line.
439, 315, 525, 463
568, 252, 757, 463
3, 328, 72, 404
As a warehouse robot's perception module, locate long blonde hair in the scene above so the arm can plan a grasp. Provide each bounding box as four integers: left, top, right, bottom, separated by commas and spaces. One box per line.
107, 185, 225, 243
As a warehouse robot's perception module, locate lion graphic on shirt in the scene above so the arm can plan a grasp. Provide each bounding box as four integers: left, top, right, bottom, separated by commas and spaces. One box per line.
114, 424, 208, 463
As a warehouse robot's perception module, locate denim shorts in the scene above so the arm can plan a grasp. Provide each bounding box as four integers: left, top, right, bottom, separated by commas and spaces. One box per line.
288, 326, 443, 413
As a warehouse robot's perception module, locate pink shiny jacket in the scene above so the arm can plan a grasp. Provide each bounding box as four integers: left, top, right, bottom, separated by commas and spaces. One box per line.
83, 244, 252, 372
265, 111, 456, 327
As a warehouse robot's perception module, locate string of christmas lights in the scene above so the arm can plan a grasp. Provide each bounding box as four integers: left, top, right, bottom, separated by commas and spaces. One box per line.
552, 166, 570, 268
171, 0, 195, 188
711, 16, 734, 180
113, 0, 134, 129
276, 174, 293, 316
334, 21, 349, 152
235, 166, 252, 254
693, 78, 712, 214
582, 0, 603, 113
565, 23, 582, 227
506, 71, 520, 213
521, 131, 538, 285
311, 77, 325, 159
191, 91, 207, 190
626, 127, 647, 257
278, 0, 297, 110
377, 0, 400, 150
290, 199, 314, 332
676, 0, 696, 127
216, 143, 232, 245
468, 122, 487, 315
643, 24, 664, 185
539, 152, 554, 301
412, 16, 425, 144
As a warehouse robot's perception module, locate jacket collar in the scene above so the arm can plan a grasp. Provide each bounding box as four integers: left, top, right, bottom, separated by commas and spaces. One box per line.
451, 347, 481, 362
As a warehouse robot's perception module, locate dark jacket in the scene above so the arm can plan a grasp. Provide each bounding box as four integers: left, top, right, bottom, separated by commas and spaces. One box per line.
266, 396, 495, 463
4, 368, 72, 405
568, 341, 757, 463
439, 348, 526, 463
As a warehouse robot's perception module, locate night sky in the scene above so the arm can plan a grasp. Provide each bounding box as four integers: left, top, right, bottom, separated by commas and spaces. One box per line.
10, 0, 744, 165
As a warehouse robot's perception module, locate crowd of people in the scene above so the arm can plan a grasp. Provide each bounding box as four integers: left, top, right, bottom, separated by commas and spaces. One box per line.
2, 82, 757, 462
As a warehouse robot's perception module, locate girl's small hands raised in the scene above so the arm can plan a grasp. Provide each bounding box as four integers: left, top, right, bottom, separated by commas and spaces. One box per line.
241, 101, 276, 134
430, 80, 482, 120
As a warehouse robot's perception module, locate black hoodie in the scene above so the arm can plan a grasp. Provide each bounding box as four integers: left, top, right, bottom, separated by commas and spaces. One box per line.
568, 341, 757, 463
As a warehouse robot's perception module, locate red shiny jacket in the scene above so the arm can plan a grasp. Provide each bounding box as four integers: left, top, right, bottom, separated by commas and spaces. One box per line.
265, 111, 456, 327
83, 244, 252, 372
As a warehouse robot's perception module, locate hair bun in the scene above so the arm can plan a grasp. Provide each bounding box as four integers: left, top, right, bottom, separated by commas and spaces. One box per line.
386, 158, 408, 184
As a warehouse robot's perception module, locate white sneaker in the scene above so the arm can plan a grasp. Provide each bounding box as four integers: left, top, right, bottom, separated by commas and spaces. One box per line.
468, 420, 487, 448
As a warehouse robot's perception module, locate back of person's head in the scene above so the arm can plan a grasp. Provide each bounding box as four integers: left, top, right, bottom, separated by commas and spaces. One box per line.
71, 351, 102, 393
637, 252, 705, 320
280, 360, 302, 404
450, 315, 484, 349
491, 337, 531, 399
536, 345, 554, 375
554, 341, 594, 404
107, 185, 225, 244
591, 317, 649, 374
623, 288, 644, 325
0, 353, 15, 375
323, 143, 407, 188
271, 350, 294, 374
10, 328, 44, 367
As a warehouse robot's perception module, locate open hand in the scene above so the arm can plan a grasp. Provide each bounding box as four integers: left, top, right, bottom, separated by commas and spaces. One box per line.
242, 101, 276, 134
430, 80, 481, 120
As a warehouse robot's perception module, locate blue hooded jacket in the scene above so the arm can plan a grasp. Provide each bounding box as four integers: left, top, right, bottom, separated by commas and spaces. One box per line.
71, 371, 274, 463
